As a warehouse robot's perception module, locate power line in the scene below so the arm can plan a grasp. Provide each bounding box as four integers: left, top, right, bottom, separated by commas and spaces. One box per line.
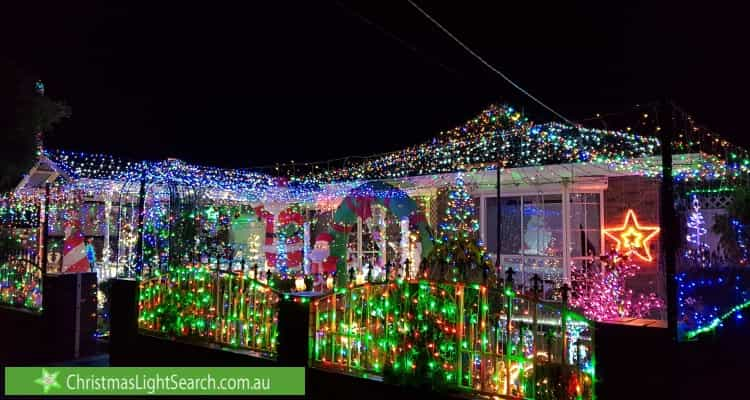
406, 0, 576, 126
334, 1, 463, 79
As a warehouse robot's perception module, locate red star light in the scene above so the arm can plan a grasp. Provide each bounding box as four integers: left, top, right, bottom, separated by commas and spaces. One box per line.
603, 209, 660, 262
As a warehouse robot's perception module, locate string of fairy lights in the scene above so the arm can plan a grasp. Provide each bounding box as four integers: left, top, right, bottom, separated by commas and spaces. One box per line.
311, 279, 594, 398
4, 101, 750, 344
28, 103, 750, 200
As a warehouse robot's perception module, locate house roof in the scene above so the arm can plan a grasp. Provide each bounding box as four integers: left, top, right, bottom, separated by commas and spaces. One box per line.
15, 104, 748, 201
287, 104, 662, 184
289, 104, 748, 186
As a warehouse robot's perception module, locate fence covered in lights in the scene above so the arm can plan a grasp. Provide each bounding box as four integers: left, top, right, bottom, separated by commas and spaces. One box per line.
1, 192, 43, 312
0, 251, 43, 311
138, 263, 280, 357
311, 280, 595, 400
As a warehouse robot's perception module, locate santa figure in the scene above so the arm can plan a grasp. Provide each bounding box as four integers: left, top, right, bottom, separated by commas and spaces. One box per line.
309, 233, 338, 291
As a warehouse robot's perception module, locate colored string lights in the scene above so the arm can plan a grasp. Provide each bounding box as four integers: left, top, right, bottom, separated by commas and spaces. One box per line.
289, 105, 663, 184
311, 280, 595, 399
731, 218, 749, 265
678, 269, 750, 340
570, 255, 664, 321
8, 99, 750, 355
22, 102, 750, 207
686, 195, 708, 249
684, 298, 750, 339
683, 195, 711, 269
0, 253, 43, 311
427, 174, 490, 283
138, 262, 280, 355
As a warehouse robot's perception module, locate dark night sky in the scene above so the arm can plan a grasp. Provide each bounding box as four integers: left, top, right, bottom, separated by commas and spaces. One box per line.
2, 1, 748, 169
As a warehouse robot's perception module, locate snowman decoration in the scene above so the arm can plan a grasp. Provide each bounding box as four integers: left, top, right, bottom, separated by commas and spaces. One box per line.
524, 212, 552, 255
309, 233, 338, 291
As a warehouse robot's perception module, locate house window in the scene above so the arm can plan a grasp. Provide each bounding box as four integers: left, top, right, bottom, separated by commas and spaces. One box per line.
484, 194, 564, 288
568, 193, 601, 259
483, 192, 602, 291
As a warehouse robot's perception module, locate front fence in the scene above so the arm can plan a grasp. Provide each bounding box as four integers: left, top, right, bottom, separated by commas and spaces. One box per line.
138, 263, 280, 358
311, 280, 594, 400
0, 250, 43, 312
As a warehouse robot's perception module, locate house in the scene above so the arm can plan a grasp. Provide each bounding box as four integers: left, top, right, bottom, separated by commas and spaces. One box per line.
8, 104, 744, 319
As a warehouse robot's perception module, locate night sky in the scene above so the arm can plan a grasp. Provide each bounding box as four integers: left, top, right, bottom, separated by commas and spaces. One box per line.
2, 1, 748, 170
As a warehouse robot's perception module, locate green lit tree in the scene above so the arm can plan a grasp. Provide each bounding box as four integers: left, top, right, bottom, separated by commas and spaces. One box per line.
426, 174, 491, 283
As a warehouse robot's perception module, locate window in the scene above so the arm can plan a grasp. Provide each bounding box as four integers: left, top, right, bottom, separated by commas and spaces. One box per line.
484, 192, 603, 293
484, 194, 565, 288
485, 197, 522, 255
569, 193, 601, 258
522, 195, 563, 257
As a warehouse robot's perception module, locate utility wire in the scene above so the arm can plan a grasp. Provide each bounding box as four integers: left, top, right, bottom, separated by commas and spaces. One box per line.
406, 0, 576, 126
334, 1, 462, 78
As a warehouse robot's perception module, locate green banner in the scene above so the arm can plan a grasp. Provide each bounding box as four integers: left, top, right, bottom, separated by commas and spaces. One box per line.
4, 367, 305, 396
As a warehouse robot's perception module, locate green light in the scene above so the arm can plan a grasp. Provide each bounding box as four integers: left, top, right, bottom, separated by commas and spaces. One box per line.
685, 299, 750, 339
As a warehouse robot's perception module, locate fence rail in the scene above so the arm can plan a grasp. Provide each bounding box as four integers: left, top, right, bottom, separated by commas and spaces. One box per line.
138, 263, 280, 358
311, 280, 594, 400
0, 250, 43, 312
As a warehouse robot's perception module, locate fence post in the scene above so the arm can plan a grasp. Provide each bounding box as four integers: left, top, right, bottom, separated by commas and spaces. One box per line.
561, 283, 571, 365
110, 278, 139, 365
531, 273, 542, 399
505, 267, 515, 396
658, 101, 678, 342
456, 283, 464, 387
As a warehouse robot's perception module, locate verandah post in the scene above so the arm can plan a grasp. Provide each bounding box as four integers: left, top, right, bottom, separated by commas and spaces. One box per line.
659, 101, 678, 342
41, 183, 50, 275
134, 177, 147, 277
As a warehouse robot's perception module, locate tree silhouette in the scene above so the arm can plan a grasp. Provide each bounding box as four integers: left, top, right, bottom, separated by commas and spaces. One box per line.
0, 63, 70, 192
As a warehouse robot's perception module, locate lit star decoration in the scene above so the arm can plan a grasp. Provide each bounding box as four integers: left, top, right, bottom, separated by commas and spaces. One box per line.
603, 209, 660, 262
34, 368, 61, 394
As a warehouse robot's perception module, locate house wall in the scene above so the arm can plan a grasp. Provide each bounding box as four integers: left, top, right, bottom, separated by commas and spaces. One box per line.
603, 175, 664, 300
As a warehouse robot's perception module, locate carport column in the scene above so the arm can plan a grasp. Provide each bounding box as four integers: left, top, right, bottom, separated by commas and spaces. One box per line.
399, 217, 409, 273
357, 216, 363, 272
303, 220, 311, 274
102, 191, 112, 279
41, 183, 50, 275
562, 178, 571, 284
134, 178, 146, 277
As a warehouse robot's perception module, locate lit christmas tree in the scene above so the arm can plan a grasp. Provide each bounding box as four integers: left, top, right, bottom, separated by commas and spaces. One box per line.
686, 195, 707, 247
427, 174, 491, 282
684, 195, 711, 268
569, 254, 664, 321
